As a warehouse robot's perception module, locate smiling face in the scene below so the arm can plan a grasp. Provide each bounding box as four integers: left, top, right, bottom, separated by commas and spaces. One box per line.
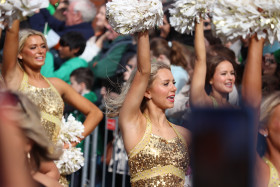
18, 35, 47, 69
210, 60, 235, 94
147, 68, 177, 109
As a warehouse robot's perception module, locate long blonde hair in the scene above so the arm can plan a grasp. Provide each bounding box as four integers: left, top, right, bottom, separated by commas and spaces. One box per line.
105, 61, 171, 118
259, 91, 280, 129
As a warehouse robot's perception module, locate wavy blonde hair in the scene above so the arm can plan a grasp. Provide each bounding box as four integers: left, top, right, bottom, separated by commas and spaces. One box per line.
259, 91, 280, 129
105, 61, 171, 118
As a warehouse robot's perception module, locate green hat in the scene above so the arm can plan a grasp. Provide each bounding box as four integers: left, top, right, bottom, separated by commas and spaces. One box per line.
274, 49, 280, 64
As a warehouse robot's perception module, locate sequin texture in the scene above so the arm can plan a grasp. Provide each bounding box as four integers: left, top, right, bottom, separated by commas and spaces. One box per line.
18, 73, 64, 143
128, 118, 189, 186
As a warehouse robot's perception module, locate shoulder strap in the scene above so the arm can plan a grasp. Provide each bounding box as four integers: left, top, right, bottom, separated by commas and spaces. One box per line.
18, 72, 28, 91
42, 76, 62, 98
209, 95, 219, 108
128, 114, 152, 158
168, 121, 187, 146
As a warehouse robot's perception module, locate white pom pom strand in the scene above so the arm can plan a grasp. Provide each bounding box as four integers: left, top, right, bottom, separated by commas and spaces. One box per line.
106, 0, 163, 35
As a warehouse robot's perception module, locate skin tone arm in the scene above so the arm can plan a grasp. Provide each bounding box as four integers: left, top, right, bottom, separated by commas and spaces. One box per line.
241, 35, 265, 109
190, 21, 212, 107
1, 20, 23, 89
241, 35, 266, 187
118, 31, 151, 152
50, 78, 103, 139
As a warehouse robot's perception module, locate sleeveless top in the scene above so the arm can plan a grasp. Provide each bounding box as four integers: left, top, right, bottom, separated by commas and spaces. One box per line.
263, 157, 280, 187
18, 72, 64, 143
128, 115, 189, 186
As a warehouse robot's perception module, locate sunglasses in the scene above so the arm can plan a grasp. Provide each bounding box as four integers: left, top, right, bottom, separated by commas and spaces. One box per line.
0, 91, 27, 114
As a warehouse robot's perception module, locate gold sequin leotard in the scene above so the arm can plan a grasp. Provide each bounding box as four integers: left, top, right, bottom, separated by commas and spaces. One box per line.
263, 157, 280, 187
18, 72, 64, 143
128, 116, 189, 186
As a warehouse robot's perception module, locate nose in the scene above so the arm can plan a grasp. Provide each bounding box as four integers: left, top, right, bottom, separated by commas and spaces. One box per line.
172, 83, 177, 92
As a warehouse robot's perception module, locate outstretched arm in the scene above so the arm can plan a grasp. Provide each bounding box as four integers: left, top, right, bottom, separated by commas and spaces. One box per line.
190, 21, 209, 107
241, 35, 265, 109
2, 20, 22, 88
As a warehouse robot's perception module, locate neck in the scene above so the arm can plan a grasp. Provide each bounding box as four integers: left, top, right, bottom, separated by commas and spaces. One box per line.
144, 105, 167, 127
210, 90, 229, 106
24, 69, 44, 80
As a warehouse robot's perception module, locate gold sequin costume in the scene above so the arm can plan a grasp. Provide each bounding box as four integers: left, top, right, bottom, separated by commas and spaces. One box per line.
18, 72, 64, 143
128, 116, 189, 186
263, 157, 280, 187
18, 73, 68, 186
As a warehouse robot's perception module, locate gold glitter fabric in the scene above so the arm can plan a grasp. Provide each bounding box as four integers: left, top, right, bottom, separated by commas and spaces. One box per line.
18, 72, 64, 143
263, 157, 280, 187
128, 116, 189, 187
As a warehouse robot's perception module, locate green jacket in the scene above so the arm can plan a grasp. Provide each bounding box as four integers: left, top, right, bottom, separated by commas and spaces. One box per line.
88, 35, 132, 79
41, 52, 88, 84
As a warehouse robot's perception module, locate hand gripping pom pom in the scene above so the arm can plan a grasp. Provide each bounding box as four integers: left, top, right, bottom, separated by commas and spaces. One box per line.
106, 0, 163, 35
59, 114, 84, 146
54, 114, 85, 175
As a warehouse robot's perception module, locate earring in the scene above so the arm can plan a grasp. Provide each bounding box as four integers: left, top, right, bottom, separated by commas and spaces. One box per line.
264, 134, 268, 137
27, 152, 31, 163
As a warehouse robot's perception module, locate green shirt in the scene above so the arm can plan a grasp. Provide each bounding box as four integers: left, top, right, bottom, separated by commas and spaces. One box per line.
41, 52, 88, 84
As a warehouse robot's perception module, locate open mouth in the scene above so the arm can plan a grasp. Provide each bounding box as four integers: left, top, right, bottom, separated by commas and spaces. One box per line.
167, 95, 175, 102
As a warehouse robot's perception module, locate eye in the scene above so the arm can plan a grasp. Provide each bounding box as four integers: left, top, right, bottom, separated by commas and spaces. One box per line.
30, 46, 36, 49
173, 81, 176, 85
41, 44, 47, 49
163, 82, 169, 86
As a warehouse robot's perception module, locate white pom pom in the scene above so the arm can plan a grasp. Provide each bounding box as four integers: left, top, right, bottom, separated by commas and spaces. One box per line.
59, 114, 84, 147
212, 0, 259, 43
169, 0, 215, 34
252, 0, 280, 44
0, 0, 49, 29
106, 0, 163, 34
55, 147, 84, 175
212, 0, 280, 44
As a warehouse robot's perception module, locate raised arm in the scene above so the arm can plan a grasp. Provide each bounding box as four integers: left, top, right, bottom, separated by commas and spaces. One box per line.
241, 35, 265, 109
119, 31, 151, 124
2, 20, 23, 89
190, 21, 209, 107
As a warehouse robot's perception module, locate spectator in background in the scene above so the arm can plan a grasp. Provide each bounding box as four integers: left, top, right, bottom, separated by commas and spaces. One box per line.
150, 37, 189, 94
262, 43, 280, 96
88, 23, 132, 91
80, 4, 109, 62
29, 0, 96, 45
68, 67, 98, 186
41, 31, 87, 84
70, 68, 98, 122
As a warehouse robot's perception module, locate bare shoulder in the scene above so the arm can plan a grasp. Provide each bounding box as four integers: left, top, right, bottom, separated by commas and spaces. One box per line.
173, 124, 191, 145
47, 78, 69, 95
255, 154, 269, 187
